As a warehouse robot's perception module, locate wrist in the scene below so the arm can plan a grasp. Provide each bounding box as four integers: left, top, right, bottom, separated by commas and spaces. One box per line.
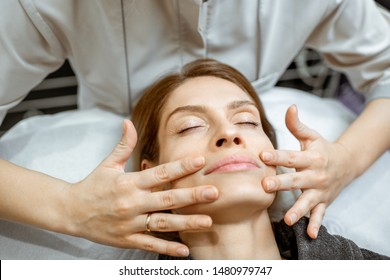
35, 180, 75, 236
334, 140, 362, 182
57, 182, 81, 237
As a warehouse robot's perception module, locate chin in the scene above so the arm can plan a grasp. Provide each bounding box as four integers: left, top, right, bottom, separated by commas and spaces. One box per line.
172, 171, 276, 222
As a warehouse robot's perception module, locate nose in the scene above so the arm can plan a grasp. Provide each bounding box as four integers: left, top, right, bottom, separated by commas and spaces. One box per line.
212, 120, 245, 149
216, 137, 242, 147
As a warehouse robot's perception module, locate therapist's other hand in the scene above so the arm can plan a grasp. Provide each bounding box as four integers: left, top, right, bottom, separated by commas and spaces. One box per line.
260, 105, 352, 239
65, 120, 218, 257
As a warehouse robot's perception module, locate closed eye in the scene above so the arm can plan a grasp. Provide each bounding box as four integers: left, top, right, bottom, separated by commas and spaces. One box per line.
236, 121, 260, 127
178, 125, 203, 134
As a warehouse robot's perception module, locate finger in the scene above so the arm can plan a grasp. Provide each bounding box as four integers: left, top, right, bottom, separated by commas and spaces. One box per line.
262, 170, 317, 192
134, 156, 206, 189
283, 191, 319, 226
102, 119, 138, 170
144, 212, 212, 232
285, 105, 320, 142
261, 149, 313, 169
139, 186, 219, 213
129, 233, 190, 257
307, 203, 326, 239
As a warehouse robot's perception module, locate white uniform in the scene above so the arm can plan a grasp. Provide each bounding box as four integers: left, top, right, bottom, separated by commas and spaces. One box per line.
0, 0, 389, 124
0, 0, 389, 259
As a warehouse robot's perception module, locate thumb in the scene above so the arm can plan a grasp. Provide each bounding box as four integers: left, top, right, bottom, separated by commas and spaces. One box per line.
102, 119, 138, 170
285, 105, 319, 142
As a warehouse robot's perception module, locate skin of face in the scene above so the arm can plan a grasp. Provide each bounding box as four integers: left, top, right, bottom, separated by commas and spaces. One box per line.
143, 76, 277, 224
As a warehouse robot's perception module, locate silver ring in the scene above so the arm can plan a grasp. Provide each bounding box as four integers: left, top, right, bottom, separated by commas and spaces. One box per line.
145, 213, 152, 232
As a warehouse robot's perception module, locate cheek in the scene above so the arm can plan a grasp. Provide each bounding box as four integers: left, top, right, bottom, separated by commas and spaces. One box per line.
159, 145, 192, 165
159, 136, 207, 163
171, 173, 201, 189
247, 132, 274, 154
158, 138, 207, 191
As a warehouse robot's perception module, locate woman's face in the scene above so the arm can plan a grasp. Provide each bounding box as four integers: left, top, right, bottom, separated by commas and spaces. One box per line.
148, 76, 276, 221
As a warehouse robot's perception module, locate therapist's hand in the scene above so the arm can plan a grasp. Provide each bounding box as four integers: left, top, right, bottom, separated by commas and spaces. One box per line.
260, 105, 353, 239
65, 120, 218, 257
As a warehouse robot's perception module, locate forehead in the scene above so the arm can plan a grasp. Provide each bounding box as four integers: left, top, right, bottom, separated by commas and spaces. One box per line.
164, 76, 253, 111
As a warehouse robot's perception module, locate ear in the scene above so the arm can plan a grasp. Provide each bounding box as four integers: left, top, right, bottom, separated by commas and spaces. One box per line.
141, 159, 155, 171
141, 159, 169, 192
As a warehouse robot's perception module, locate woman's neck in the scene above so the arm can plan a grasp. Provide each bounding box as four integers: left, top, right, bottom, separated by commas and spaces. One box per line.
179, 211, 281, 260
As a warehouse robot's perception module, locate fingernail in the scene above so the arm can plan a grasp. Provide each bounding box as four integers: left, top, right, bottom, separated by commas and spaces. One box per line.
176, 247, 189, 257
266, 180, 276, 191
262, 152, 273, 162
191, 156, 205, 168
312, 227, 318, 239
202, 187, 218, 201
122, 120, 127, 135
289, 213, 297, 224
198, 217, 212, 228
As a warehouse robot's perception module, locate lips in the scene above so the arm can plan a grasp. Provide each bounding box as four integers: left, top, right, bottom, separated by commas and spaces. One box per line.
204, 155, 260, 175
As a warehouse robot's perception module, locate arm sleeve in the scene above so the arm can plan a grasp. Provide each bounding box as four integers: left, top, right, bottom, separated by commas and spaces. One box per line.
0, 0, 67, 125
305, 0, 390, 103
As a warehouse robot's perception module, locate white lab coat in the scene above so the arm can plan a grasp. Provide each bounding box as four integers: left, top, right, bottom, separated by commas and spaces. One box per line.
0, 0, 389, 124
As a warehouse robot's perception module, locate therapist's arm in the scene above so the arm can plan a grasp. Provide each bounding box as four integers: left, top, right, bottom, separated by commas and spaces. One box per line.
0, 159, 72, 232
0, 120, 218, 257
261, 98, 390, 238
336, 98, 390, 177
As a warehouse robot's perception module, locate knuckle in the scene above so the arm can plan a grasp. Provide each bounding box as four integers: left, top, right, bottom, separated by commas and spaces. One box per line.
184, 188, 202, 204
186, 216, 199, 230
290, 174, 300, 189
113, 140, 129, 157
287, 151, 297, 166
268, 151, 278, 162
310, 151, 326, 166
297, 122, 307, 132
113, 223, 129, 237
181, 158, 193, 174
184, 217, 194, 230
316, 172, 329, 187
118, 139, 127, 149
142, 240, 155, 252
115, 175, 132, 191
161, 190, 175, 208
113, 198, 132, 215
154, 165, 170, 181
155, 215, 169, 231
292, 185, 300, 191
191, 188, 200, 203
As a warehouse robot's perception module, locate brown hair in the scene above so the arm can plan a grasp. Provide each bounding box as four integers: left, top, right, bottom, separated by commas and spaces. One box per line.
132, 58, 277, 170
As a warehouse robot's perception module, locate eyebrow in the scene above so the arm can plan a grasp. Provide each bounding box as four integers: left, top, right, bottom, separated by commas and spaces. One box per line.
166, 100, 258, 124
227, 100, 257, 110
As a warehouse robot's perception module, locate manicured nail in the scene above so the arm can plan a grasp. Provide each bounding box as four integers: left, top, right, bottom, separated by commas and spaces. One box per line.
266, 180, 276, 191
202, 187, 218, 201
262, 152, 273, 162
176, 247, 189, 257
191, 156, 205, 168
